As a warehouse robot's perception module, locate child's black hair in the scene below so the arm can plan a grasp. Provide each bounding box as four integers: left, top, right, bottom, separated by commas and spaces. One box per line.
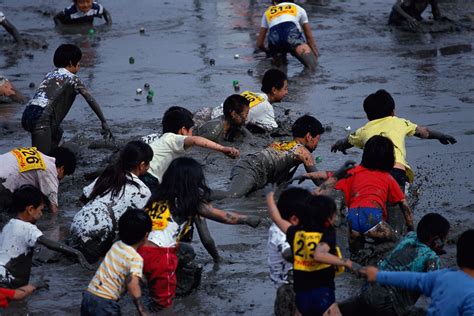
277, 187, 311, 221
119, 208, 152, 246
417, 213, 450, 243
261, 69, 287, 94
291, 115, 324, 138
361, 135, 395, 172
53, 44, 82, 68
162, 106, 195, 134
363, 89, 395, 121
49, 147, 77, 176
89, 141, 153, 200
12, 185, 44, 213
299, 195, 337, 231
457, 229, 474, 269
148, 157, 210, 223
223, 95, 250, 120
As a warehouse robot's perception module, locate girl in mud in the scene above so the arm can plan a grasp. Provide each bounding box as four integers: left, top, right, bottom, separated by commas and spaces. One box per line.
139, 157, 261, 310
266, 189, 353, 316
256, 0, 319, 69
69, 141, 152, 262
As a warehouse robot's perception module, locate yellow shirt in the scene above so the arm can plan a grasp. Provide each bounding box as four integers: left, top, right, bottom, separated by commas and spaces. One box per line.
87, 241, 143, 301
348, 116, 417, 182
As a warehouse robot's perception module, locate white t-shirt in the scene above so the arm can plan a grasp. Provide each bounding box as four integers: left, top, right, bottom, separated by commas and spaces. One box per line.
267, 223, 292, 286
70, 173, 151, 244
0, 219, 43, 278
261, 2, 309, 31
143, 133, 188, 183
211, 91, 278, 131
146, 200, 189, 248
0, 151, 59, 207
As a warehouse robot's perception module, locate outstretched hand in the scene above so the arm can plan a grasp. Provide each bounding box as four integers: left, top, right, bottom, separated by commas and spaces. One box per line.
438, 134, 457, 145
223, 146, 240, 159
333, 160, 357, 180
331, 139, 349, 154
32, 277, 50, 290
101, 121, 114, 142
77, 252, 95, 271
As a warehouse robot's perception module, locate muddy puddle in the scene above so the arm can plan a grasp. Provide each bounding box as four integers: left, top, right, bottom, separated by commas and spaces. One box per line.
0, 0, 473, 314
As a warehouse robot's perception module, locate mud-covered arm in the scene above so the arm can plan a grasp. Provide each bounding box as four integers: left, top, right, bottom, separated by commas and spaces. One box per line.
414, 126, 456, 144
1, 17, 23, 44
184, 136, 239, 158
37, 236, 94, 270
256, 28, 268, 52
195, 216, 220, 263
127, 275, 148, 316
331, 138, 353, 154
398, 199, 414, 231
53, 11, 67, 25
302, 23, 319, 57
429, 0, 442, 19
295, 146, 320, 185
198, 203, 260, 228
102, 8, 112, 25
313, 242, 352, 268
77, 85, 113, 139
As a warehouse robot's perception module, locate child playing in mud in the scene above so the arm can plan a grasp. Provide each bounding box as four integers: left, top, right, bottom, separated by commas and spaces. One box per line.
81, 208, 150, 316
268, 187, 311, 316
388, 0, 442, 31
266, 189, 353, 316
0, 146, 76, 214
0, 186, 91, 289
21, 44, 113, 154
312, 136, 414, 260
331, 89, 457, 191
140, 157, 261, 311
256, 0, 319, 69
340, 213, 450, 316
69, 141, 152, 263
211, 114, 327, 200
54, 0, 112, 26
196, 94, 252, 143
0, 11, 23, 44
361, 229, 474, 316
141, 106, 239, 190
209, 69, 288, 133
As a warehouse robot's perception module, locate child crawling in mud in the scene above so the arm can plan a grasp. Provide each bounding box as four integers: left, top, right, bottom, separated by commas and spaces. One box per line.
266, 188, 353, 316
389, 0, 443, 31
140, 157, 260, 311
54, 0, 112, 26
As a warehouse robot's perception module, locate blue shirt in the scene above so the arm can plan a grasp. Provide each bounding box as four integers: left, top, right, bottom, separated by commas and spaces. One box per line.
377, 269, 474, 316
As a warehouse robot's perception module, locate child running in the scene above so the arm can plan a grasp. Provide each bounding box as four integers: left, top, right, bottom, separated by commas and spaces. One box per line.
266, 187, 353, 316
256, 1, 319, 68
81, 208, 151, 316
69, 141, 152, 263
21, 44, 113, 154
0, 186, 91, 289
54, 0, 112, 26
139, 157, 261, 311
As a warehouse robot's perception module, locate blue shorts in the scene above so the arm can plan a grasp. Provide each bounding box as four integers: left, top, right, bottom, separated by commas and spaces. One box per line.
81, 291, 121, 316
268, 21, 306, 56
21, 104, 44, 132
295, 287, 335, 316
347, 207, 383, 234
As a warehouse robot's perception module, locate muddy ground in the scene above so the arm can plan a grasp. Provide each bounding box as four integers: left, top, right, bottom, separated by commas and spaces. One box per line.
0, 0, 473, 314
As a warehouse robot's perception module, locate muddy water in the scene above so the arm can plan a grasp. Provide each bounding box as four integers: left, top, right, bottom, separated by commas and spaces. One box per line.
0, 0, 473, 314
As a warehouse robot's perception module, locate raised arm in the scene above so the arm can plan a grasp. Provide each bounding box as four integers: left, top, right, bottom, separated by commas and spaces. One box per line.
184, 136, 239, 158
37, 236, 94, 270
265, 187, 291, 234
1, 17, 23, 44
194, 216, 220, 263
198, 203, 261, 228
414, 126, 456, 144
127, 275, 148, 316
77, 86, 113, 140
302, 23, 319, 57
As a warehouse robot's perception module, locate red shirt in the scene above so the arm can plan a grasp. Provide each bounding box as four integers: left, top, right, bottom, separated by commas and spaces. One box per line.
335, 165, 405, 219
0, 288, 16, 308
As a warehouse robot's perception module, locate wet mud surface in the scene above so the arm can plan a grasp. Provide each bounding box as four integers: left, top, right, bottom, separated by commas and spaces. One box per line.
0, 0, 473, 314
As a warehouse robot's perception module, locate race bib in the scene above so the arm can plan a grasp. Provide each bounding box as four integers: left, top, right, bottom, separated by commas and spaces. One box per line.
240, 91, 264, 109
265, 4, 297, 22
11, 147, 46, 173
270, 140, 299, 152
146, 201, 172, 231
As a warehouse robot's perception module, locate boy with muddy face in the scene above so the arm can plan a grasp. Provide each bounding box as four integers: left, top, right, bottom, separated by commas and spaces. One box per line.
54, 0, 112, 25
389, 0, 442, 31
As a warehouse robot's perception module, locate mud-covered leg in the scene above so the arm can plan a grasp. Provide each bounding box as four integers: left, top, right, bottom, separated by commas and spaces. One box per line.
293, 44, 317, 70
32, 125, 53, 154
210, 170, 256, 200
175, 243, 202, 297
386, 203, 406, 237
274, 283, 296, 316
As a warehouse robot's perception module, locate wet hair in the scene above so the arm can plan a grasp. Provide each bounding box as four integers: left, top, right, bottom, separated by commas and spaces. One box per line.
49, 147, 77, 176
417, 213, 450, 243
261, 69, 287, 94
119, 208, 152, 246
291, 115, 324, 138
223, 95, 250, 120
363, 89, 395, 121
162, 106, 195, 134
299, 195, 337, 231
277, 187, 311, 221
53, 44, 82, 68
148, 157, 210, 223
12, 185, 44, 213
361, 135, 395, 172
457, 229, 474, 269
89, 141, 153, 200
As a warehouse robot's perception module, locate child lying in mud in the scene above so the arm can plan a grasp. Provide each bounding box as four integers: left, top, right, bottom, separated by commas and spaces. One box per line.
0, 186, 91, 289
339, 213, 450, 316
140, 157, 261, 311
69, 141, 152, 263
54, 0, 112, 26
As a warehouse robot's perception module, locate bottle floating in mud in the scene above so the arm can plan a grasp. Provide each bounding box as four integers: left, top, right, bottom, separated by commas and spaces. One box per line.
28, 82, 35, 89
136, 88, 143, 95
209, 59, 215, 66
129, 57, 135, 64
144, 83, 150, 90
345, 125, 351, 132
315, 156, 323, 163
139, 27, 145, 34
234, 54, 240, 59
247, 69, 253, 76
88, 28, 96, 36
233, 80, 240, 92
146, 90, 155, 103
